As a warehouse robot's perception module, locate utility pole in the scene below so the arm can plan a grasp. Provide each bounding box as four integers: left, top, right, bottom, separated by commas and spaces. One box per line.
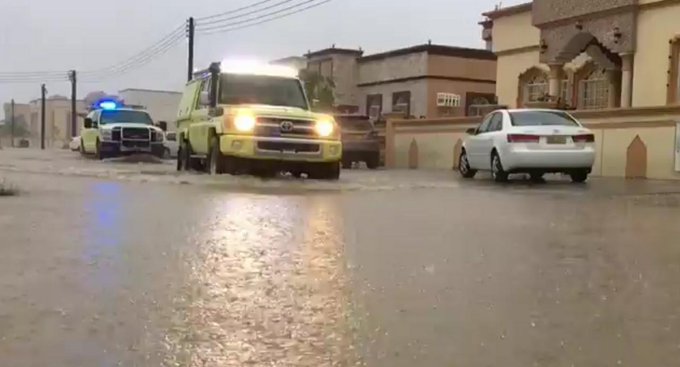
187, 17, 195, 82
40, 84, 46, 150
68, 70, 77, 138
10, 99, 15, 147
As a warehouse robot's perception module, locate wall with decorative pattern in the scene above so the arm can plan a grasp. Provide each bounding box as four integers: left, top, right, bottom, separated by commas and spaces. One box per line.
386, 106, 680, 180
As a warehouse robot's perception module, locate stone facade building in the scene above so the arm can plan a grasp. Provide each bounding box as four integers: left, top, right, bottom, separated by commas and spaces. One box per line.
482, 0, 680, 110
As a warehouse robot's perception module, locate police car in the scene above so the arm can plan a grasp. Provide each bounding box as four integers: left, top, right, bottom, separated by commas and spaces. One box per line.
80, 100, 166, 159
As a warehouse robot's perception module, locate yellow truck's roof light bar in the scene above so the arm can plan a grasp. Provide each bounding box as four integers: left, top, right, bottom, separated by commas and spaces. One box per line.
193, 59, 298, 79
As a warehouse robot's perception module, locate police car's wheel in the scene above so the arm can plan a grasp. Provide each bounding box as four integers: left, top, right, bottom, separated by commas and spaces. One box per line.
95, 139, 104, 160
207, 136, 223, 175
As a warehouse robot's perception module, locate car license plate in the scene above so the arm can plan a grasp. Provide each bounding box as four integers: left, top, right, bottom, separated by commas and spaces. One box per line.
547, 136, 567, 144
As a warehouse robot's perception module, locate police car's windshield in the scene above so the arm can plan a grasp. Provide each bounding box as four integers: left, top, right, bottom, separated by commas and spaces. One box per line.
100, 110, 153, 125
219, 74, 309, 110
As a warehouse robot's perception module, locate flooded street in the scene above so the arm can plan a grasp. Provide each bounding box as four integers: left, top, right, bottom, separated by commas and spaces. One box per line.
2, 149, 680, 366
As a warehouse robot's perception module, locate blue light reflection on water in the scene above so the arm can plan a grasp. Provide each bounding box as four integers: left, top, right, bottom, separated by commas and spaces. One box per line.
81, 181, 124, 290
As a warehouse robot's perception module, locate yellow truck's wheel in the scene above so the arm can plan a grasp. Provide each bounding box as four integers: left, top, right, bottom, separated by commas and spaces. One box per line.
308, 161, 340, 180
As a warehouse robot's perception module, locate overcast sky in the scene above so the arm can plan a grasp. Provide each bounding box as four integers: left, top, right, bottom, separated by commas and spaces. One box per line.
1, 0, 524, 117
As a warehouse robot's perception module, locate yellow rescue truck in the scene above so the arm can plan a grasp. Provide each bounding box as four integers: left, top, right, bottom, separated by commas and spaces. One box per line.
175, 61, 342, 179
80, 100, 166, 159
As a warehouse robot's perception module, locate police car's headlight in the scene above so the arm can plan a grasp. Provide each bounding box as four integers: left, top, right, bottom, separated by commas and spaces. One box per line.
234, 112, 256, 132
101, 129, 112, 140
154, 131, 164, 141
315, 119, 334, 137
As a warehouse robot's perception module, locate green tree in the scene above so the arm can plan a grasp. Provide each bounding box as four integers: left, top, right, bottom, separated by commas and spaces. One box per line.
299, 69, 335, 112
0, 115, 30, 137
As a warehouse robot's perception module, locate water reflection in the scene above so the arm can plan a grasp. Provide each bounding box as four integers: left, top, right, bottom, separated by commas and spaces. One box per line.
82, 182, 124, 289
164, 194, 354, 366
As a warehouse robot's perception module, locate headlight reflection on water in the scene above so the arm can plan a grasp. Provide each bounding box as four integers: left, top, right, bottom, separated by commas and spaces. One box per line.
163, 194, 357, 366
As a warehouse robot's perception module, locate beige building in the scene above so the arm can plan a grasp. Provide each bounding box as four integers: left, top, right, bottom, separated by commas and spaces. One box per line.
270, 56, 308, 72
381, 0, 680, 181
3, 96, 87, 148
482, 0, 680, 110
298, 44, 497, 118
118, 88, 182, 131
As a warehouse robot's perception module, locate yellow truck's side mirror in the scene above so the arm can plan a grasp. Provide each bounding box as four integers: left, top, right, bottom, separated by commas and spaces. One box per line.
199, 91, 210, 107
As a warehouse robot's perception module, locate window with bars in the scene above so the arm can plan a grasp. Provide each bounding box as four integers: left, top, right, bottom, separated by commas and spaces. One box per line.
392, 91, 411, 116
525, 82, 548, 102
560, 80, 571, 105
366, 94, 383, 119
579, 71, 608, 109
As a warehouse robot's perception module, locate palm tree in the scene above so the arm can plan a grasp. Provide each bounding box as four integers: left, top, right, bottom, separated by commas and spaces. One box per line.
299, 69, 335, 112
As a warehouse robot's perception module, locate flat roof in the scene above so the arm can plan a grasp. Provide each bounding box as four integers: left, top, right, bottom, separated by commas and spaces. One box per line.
118, 88, 182, 95
306, 47, 364, 58
358, 44, 496, 63
482, 2, 533, 19
271, 56, 307, 63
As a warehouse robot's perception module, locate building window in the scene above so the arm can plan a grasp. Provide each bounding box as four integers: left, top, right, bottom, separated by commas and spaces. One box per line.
524, 78, 548, 103
436, 93, 461, 107
578, 69, 608, 110
392, 91, 411, 117
366, 94, 382, 120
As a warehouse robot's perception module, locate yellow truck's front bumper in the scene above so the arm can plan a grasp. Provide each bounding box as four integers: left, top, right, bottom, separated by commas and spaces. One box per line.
220, 135, 342, 162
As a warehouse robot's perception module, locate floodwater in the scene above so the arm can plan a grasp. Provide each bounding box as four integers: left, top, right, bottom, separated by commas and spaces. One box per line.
2, 149, 680, 366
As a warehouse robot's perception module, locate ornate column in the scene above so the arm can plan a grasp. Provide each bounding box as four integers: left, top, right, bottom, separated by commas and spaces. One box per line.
620, 53, 634, 108
548, 64, 564, 101
606, 69, 620, 108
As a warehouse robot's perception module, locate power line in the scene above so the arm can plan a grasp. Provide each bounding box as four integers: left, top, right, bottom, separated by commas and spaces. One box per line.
196, 0, 297, 27
79, 24, 186, 78
0, 0, 337, 83
196, 0, 280, 21
80, 31, 185, 82
197, 0, 335, 35
0, 23, 185, 83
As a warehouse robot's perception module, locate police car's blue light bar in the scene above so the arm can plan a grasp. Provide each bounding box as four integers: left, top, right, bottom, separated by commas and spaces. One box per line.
98, 101, 118, 110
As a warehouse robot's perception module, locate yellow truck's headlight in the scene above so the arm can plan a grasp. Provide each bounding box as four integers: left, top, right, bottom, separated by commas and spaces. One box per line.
315, 119, 334, 137
234, 112, 256, 132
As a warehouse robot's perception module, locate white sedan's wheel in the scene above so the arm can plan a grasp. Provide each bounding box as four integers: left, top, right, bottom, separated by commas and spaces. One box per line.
491, 153, 509, 183
458, 151, 476, 178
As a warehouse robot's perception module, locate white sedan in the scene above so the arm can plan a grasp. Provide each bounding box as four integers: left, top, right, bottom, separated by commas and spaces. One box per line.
459, 109, 596, 183
69, 136, 81, 151
163, 131, 179, 159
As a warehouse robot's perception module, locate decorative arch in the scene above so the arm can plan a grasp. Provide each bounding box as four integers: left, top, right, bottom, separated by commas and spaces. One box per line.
625, 135, 647, 179
408, 139, 419, 169
517, 66, 549, 107
555, 32, 597, 64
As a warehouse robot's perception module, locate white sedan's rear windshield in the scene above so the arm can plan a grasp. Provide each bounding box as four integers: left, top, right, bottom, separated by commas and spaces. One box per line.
509, 111, 580, 127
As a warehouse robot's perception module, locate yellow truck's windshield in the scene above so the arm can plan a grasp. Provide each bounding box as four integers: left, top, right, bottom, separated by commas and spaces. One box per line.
219, 73, 309, 110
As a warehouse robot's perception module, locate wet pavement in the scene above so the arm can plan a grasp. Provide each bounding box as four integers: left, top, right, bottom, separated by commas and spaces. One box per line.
1, 149, 680, 366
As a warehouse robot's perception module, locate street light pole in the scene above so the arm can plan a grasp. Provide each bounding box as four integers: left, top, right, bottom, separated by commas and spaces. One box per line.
187, 17, 195, 82
69, 70, 77, 138
10, 99, 15, 148
40, 84, 46, 150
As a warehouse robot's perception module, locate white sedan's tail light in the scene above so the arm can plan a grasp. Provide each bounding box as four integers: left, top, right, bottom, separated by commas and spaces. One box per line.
572, 134, 595, 143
